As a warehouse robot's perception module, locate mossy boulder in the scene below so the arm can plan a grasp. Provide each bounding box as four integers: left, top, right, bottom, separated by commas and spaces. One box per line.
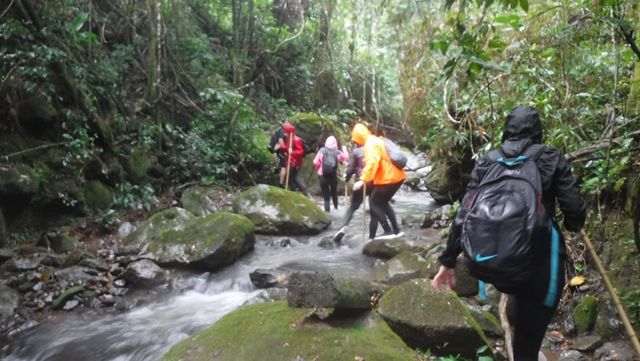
362, 238, 431, 260
125, 148, 150, 182
232, 184, 330, 235
83, 180, 114, 211
126, 210, 255, 271
289, 112, 346, 151
38, 231, 79, 253
374, 251, 429, 285
376, 278, 486, 358
424, 161, 467, 205
0, 164, 40, 199
572, 295, 599, 333
299, 154, 345, 197
160, 301, 418, 361
180, 186, 219, 216
125, 207, 194, 244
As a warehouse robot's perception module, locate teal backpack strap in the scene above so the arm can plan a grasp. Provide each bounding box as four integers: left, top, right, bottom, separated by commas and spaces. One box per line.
543, 223, 560, 307
479, 280, 487, 301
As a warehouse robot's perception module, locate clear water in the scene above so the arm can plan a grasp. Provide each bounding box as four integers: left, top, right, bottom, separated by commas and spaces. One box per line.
1, 190, 436, 361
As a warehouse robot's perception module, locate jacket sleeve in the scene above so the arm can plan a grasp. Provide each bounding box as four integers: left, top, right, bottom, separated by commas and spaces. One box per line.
286, 137, 304, 158
552, 152, 587, 232
313, 149, 322, 169
338, 150, 349, 164
360, 142, 381, 182
438, 156, 490, 268
345, 152, 356, 182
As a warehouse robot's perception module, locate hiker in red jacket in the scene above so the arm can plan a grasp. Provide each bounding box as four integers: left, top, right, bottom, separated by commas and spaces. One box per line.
274, 121, 306, 193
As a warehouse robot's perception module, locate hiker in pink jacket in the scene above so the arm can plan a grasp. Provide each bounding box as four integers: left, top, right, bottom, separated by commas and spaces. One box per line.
313, 136, 348, 212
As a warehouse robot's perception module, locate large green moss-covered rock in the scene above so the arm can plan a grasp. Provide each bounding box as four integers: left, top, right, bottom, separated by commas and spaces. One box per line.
125, 207, 194, 245
232, 184, 330, 235
289, 112, 346, 151
424, 161, 467, 205
160, 301, 418, 361
299, 154, 346, 197
83, 180, 114, 211
180, 186, 219, 216
573, 295, 599, 334
0, 164, 40, 199
377, 278, 487, 358
126, 209, 255, 271
374, 251, 429, 285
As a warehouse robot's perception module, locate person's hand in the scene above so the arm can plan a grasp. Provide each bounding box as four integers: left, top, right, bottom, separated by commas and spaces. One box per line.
352, 180, 363, 191
432, 265, 456, 289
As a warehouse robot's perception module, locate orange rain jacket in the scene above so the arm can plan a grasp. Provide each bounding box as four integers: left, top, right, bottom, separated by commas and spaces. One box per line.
350, 123, 405, 186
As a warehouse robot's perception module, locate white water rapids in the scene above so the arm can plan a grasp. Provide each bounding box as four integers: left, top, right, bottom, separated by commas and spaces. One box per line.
1, 190, 436, 361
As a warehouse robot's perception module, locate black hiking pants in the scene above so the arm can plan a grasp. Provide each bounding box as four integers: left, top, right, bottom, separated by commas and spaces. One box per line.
286, 167, 306, 194
342, 181, 372, 227
502, 253, 566, 361
319, 174, 338, 212
368, 181, 402, 239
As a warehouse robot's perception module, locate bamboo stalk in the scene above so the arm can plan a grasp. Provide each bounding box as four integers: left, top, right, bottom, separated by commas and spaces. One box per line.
580, 230, 640, 357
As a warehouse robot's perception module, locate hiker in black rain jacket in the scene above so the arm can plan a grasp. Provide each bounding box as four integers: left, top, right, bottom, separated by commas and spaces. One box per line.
433, 106, 587, 361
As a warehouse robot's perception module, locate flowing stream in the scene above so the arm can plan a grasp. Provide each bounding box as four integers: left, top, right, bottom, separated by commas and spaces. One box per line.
1, 190, 437, 361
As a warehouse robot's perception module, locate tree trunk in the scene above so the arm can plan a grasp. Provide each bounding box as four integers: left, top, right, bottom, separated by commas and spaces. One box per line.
146, 0, 161, 105
287, 272, 387, 309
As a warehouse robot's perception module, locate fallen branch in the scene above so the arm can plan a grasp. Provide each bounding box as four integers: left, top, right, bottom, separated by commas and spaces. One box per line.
566, 129, 640, 162
1, 142, 68, 161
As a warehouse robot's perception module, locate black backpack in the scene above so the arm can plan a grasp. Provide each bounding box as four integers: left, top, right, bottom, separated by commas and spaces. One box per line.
321, 148, 339, 176
461, 144, 552, 289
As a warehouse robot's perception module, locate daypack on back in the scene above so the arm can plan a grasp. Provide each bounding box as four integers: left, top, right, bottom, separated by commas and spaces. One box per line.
382, 137, 407, 169
461, 144, 551, 289
321, 148, 339, 176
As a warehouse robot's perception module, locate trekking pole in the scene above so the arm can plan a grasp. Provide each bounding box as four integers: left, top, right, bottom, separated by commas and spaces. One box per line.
284, 133, 292, 191
362, 182, 367, 243
344, 179, 349, 207
498, 294, 514, 361
580, 230, 640, 357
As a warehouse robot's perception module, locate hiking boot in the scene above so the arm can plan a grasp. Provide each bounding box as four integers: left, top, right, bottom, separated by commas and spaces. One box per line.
332, 227, 347, 243
374, 232, 399, 241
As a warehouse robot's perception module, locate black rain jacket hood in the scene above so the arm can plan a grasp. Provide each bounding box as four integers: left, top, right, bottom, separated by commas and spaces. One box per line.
500, 106, 543, 158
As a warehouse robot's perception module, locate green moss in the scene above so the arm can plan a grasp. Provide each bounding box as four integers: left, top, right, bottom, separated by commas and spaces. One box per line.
374, 251, 428, 284
232, 184, 329, 234
83, 180, 114, 211
0, 164, 40, 196
125, 148, 150, 182
572, 295, 599, 333
160, 301, 418, 361
157, 212, 254, 248
289, 112, 346, 149
180, 186, 216, 216
52, 286, 84, 309
124, 207, 194, 246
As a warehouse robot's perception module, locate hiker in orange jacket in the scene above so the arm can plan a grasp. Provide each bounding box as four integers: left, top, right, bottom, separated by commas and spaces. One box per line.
350, 123, 405, 241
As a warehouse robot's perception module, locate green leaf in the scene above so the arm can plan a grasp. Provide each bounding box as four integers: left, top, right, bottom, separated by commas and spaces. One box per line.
467, 56, 508, 72
518, 0, 529, 12
69, 12, 88, 33
495, 14, 521, 30
540, 47, 557, 58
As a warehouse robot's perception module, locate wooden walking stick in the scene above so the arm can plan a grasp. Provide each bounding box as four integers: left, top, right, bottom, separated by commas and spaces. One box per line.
580, 230, 640, 357
284, 133, 292, 191
498, 294, 514, 361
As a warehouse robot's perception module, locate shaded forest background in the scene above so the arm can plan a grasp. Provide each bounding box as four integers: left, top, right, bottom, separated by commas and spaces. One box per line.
1, 0, 640, 326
